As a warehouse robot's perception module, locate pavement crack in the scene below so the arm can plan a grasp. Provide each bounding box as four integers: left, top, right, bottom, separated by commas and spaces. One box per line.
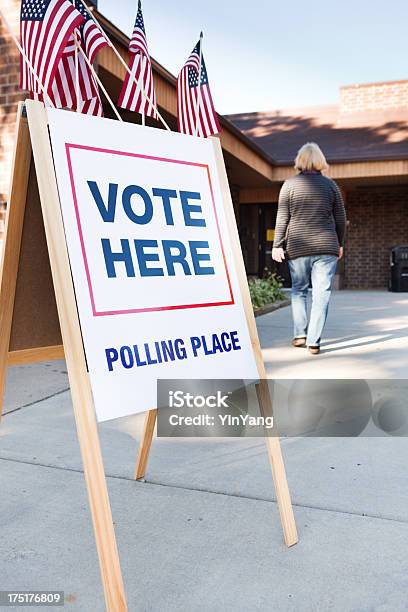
3, 387, 70, 416
0, 454, 407, 527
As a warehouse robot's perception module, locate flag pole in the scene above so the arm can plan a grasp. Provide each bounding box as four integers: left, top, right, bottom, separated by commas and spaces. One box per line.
0, 7, 55, 108
76, 42, 122, 121
77, 0, 171, 131
195, 31, 204, 137
74, 29, 80, 112
140, 54, 146, 127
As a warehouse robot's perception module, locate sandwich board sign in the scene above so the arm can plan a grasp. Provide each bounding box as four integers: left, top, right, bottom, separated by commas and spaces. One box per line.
0, 100, 297, 612
47, 107, 260, 422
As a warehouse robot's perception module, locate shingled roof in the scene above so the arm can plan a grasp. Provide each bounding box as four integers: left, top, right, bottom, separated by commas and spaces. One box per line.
227, 101, 408, 166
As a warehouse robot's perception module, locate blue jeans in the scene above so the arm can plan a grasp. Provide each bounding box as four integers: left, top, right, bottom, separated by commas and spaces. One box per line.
288, 255, 338, 347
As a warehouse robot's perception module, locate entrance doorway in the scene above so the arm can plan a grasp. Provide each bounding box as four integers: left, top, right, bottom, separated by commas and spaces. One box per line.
239, 203, 291, 286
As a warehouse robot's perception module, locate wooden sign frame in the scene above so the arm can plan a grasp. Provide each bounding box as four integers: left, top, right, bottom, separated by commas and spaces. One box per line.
0, 100, 297, 610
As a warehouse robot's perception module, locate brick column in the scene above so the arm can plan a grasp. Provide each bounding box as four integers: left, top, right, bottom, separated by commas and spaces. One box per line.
0, 1, 25, 238
332, 184, 347, 289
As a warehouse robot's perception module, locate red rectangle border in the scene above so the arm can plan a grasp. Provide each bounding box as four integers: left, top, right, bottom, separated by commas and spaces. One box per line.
64, 143, 235, 317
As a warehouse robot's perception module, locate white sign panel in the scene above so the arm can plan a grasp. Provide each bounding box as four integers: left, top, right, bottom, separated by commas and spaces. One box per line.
47, 109, 259, 421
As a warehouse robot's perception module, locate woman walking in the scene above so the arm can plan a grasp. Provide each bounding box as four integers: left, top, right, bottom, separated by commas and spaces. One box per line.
272, 142, 346, 355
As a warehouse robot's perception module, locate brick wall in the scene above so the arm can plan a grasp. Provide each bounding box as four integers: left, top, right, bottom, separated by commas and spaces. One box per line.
340, 80, 408, 113
0, 0, 24, 237
344, 187, 408, 288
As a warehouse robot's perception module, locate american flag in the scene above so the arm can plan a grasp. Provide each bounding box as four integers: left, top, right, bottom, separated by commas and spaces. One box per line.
48, 0, 107, 116
73, 0, 107, 64
117, 0, 157, 118
49, 42, 103, 115
177, 39, 220, 138
20, 0, 84, 96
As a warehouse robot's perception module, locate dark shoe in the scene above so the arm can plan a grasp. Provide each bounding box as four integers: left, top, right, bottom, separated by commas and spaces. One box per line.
292, 337, 306, 348
308, 346, 320, 355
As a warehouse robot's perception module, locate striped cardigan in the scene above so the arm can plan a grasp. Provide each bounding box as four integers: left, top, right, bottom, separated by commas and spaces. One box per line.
273, 172, 347, 260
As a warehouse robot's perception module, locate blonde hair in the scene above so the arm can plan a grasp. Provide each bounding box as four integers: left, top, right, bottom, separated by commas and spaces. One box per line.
294, 142, 328, 172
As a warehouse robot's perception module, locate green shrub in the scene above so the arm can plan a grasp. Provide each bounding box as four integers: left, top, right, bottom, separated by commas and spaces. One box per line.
248, 271, 286, 310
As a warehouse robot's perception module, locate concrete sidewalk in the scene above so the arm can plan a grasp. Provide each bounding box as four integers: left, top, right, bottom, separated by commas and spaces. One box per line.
1, 291, 408, 611
259, 290, 408, 378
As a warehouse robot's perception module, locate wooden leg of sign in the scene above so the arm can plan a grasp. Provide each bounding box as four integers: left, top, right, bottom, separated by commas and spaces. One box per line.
256, 380, 298, 547
265, 435, 297, 546
0, 105, 32, 422
26, 100, 127, 612
134, 409, 157, 480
